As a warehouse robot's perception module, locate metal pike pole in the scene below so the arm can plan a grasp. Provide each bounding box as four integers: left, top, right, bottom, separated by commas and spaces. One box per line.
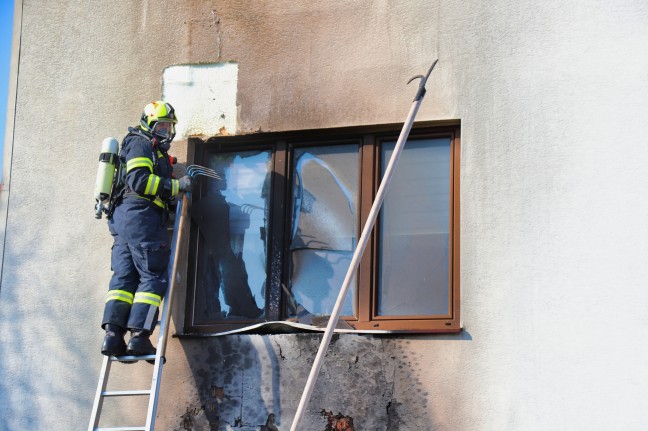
289, 59, 438, 431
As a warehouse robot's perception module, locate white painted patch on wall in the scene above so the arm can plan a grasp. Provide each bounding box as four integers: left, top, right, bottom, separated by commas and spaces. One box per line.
162, 63, 238, 138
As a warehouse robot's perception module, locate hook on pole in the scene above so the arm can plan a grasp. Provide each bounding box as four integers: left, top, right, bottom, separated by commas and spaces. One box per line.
407, 59, 439, 102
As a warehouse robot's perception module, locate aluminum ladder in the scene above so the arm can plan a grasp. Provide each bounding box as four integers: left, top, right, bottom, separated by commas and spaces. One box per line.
88, 193, 189, 431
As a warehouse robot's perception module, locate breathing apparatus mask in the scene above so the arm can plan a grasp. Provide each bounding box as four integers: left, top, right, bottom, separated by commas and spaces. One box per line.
150, 121, 176, 151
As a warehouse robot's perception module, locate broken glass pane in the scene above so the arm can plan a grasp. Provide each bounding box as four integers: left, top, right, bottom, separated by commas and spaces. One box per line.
288, 145, 358, 318
191, 150, 271, 322
378, 138, 451, 316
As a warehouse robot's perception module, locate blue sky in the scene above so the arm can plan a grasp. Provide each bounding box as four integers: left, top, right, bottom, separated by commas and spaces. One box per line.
0, 0, 14, 179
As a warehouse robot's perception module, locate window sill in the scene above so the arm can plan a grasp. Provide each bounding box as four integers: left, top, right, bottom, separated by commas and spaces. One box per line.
175, 320, 463, 337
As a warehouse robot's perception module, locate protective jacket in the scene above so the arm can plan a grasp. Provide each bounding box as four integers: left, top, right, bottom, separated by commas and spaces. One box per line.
120, 127, 179, 210
102, 128, 179, 332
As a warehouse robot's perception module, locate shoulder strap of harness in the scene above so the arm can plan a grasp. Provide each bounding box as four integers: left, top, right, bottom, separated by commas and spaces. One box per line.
106, 129, 144, 219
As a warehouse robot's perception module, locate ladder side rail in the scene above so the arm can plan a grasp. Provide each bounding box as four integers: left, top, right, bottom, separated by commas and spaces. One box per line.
88, 355, 113, 431
145, 192, 189, 431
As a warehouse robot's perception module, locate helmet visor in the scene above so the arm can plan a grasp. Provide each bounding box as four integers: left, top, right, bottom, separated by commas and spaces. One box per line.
152, 121, 175, 140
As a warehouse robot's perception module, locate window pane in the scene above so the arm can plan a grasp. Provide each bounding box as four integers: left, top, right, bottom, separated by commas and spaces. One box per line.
288, 145, 358, 318
191, 151, 271, 323
378, 138, 451, 316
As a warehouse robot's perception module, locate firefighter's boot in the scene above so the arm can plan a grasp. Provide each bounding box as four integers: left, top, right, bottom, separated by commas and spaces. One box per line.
101, 324, 126, 357
127, 330, 156, 356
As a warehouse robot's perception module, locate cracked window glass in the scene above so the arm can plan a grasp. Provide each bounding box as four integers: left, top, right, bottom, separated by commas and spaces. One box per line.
191, 150, 271, 322
378, 138, 451, 316
288, 145, 359, 318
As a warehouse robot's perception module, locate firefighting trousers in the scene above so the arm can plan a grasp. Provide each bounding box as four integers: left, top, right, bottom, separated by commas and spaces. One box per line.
102, 199, 171, 332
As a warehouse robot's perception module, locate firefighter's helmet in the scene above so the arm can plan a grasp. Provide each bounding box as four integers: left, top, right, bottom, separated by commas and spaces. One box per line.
140, 101, 177, 144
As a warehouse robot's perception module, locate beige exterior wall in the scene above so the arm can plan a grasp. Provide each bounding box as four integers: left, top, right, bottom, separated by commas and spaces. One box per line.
1, 0, 648, 430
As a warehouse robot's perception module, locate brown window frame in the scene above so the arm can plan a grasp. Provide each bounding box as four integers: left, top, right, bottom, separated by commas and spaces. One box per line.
184, 122, 460, 334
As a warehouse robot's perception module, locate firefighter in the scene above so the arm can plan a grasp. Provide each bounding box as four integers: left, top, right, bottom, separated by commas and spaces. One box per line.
101, 101, 192, 357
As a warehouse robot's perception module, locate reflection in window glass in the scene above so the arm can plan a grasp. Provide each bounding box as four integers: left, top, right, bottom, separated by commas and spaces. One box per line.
378, 138, 451, 316
288, 145, 358, 317
191, 151, 271, 322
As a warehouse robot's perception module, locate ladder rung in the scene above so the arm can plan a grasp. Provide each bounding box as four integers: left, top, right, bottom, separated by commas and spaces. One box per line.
102, 389, 151, 397
95, 427, 146, 431
109, 354, 156, 362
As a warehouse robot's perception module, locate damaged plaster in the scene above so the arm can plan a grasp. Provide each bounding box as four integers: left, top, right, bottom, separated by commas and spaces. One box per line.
321, 410, 356, 431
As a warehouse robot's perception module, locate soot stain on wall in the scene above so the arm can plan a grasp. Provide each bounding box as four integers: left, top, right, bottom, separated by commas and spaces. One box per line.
177, 334, 432, 430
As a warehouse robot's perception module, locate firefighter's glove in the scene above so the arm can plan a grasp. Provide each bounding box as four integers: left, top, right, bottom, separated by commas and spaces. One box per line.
178, 175, 193, 192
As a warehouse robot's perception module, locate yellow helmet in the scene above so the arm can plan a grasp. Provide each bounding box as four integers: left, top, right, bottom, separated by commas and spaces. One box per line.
140, 101, 177, 144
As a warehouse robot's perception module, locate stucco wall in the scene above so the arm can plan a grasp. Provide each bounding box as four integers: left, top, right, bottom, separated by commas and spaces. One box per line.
1, 0, 648, 430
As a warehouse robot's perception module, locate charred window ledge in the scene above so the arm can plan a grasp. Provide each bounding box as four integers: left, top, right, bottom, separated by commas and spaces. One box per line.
176, 320, 393, 337
174, 321, 465, 338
